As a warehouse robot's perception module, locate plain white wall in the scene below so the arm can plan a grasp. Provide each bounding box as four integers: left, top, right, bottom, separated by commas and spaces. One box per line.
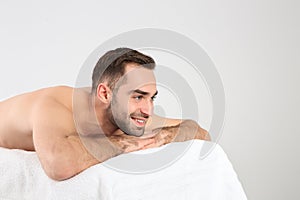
0, 0, 299, 199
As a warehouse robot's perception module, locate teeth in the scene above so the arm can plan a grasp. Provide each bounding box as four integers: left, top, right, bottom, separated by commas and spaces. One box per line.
131, 117, 146, 126
136, 119, 144, 123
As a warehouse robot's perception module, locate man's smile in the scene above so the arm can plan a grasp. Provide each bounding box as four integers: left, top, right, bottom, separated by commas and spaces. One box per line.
130, 116, 148, 127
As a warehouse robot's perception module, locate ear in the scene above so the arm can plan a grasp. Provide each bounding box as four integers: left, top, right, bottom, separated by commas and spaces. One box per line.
96, 83, 112, 104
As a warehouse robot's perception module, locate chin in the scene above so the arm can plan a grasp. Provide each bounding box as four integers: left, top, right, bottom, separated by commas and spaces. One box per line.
118, 120, 145, 137
131, 131, 144, 137
124, 128, 145, 137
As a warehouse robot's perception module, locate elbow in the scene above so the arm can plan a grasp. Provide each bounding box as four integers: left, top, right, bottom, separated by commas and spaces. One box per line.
196, 125, 211, 141
201, 128, 211, 141
49, 168, 76, 181
182, 119, 211, 141
42, 160, 79, 181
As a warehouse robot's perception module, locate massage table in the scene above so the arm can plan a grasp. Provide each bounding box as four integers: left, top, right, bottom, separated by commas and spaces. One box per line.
0, 140, 247, 200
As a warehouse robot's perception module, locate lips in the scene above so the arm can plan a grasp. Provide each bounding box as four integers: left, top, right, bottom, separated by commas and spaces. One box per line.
131, 116, 147, 127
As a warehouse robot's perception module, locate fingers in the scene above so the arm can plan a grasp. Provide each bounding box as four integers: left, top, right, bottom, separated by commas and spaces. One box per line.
138, 138, 156, 147
142, 137, 165, 149
123, 138, 155, 153
109, 131, 165, 153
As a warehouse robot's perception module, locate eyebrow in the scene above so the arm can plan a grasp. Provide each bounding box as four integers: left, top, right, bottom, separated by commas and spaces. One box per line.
130, 89, 158, 97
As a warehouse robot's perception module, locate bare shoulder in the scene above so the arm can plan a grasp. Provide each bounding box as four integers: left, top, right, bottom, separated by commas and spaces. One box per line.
32, 94, 77, 137
36, 86, 74, 110
29, 86, 77, 136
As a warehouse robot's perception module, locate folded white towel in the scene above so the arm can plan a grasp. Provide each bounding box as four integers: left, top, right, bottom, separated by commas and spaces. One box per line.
0, 140, 247, 200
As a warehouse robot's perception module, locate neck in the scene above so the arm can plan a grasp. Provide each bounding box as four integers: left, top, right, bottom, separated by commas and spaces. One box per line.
73, 87, 116, 135
93, 94, 118, 135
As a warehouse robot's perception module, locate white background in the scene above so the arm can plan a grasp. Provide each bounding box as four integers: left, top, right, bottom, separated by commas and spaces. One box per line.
0, 0, 299, 199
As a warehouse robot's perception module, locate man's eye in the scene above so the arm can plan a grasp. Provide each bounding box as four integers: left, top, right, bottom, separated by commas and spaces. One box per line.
151, 96, 156, 101
134, 96, 143, 100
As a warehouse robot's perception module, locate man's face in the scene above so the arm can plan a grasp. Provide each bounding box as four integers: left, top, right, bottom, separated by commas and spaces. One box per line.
108, 64, 157, 136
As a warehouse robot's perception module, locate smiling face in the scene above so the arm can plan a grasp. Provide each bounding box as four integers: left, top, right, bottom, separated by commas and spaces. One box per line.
107, 63, 157, 136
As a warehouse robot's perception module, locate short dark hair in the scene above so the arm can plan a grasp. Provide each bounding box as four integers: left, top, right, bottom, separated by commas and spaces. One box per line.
91, 47, 155, 93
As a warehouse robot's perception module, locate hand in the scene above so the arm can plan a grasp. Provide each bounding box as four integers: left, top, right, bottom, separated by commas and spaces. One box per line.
141, 127, 176, 149
79, 130, 155, 163
107, 129, 156, 153
142, 120, 210, 149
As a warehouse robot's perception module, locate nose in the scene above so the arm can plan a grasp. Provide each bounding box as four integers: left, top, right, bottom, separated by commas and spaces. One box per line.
140, 99, 154, 117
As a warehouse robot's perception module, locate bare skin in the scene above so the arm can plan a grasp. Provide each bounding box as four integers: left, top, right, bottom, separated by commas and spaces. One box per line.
0, 65, 210, 181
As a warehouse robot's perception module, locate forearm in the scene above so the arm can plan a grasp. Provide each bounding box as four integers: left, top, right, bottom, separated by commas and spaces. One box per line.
78, 135, 123, 163
41, 131, 155, 181
65, 132, 154, 178
42, 135, 122, 181
153, 120, 210, 145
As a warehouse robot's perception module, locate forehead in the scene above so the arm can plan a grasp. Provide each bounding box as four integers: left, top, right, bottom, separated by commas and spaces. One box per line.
119, 63, 156, 89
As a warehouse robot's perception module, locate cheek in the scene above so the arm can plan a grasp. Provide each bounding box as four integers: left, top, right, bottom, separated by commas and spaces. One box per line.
127, 99, 137, 114
127, 101, 136, 113
114, 93, 129, 110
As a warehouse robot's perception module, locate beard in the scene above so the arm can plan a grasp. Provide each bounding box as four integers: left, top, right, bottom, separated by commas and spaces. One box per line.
106, 103, 145, 137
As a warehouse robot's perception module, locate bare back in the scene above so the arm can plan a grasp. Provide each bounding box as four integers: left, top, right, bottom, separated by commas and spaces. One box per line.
0, 86, 75, 151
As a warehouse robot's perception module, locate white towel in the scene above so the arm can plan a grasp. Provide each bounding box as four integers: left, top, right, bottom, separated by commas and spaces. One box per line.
0, 140, 247, 200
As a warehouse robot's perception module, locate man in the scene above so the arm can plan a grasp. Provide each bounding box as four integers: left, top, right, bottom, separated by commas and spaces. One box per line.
0, 48, 209, 181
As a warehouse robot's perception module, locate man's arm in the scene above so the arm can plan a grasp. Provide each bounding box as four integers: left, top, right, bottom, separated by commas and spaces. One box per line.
143, 115, 210, 149
32, 99, 154, 181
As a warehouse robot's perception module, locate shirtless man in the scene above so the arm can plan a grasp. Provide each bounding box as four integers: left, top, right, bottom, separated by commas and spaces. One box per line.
0, 48, 209, 181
